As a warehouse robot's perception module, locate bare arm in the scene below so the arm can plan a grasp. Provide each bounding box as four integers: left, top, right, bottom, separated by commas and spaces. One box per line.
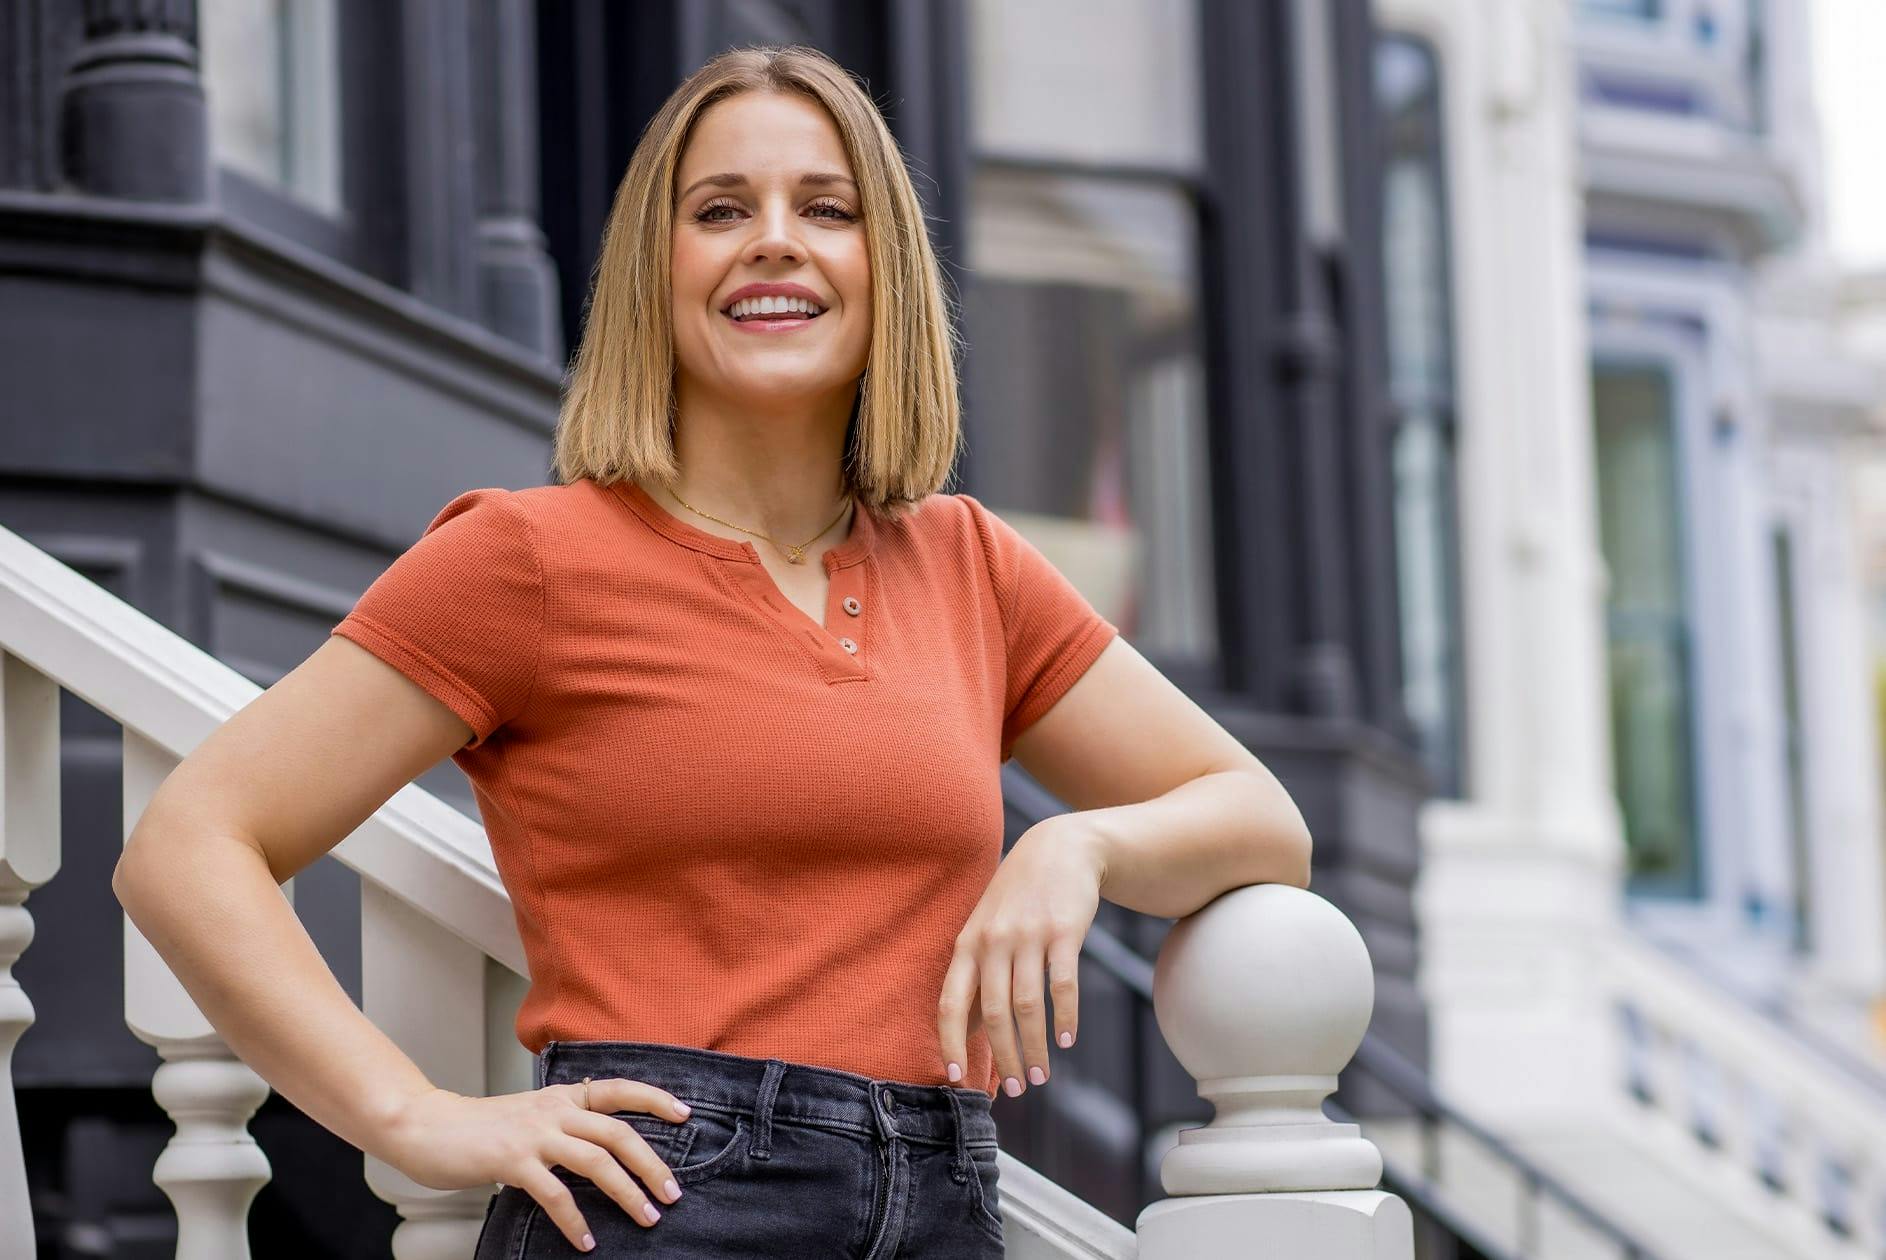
1011, 635, 1313, 917
112, 634, 479, 1165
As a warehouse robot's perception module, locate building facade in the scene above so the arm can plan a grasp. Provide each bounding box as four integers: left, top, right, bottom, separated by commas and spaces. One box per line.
1378, 0, 1886, 1252
1, 0, 1430, 1251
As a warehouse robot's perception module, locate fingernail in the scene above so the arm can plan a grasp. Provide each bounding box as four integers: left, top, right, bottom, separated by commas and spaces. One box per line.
1028, 1065, 1046, 1085
946, 1062, 962, 1082
644, 1202, 662, 1224
1004, 1076, 1022, 1097
1059, 1031, 1073, 1048
581, 1234, 595, 1251
676, 1102, 691, 1117
664, 1178, 680, 1200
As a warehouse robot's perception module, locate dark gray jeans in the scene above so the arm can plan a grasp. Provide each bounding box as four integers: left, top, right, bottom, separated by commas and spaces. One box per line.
472, 1040, 1006, 1257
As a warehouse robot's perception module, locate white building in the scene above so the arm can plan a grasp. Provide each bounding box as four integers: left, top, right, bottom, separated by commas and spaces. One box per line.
1369, 0, 1886, 1254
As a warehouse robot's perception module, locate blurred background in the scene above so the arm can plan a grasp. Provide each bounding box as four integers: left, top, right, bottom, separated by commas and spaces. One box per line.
3, 0, 1885, 1256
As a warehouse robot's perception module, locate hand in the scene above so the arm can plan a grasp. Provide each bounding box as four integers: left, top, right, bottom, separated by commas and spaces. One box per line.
937, 814, 1107, 1097
377, 1078, 694, 1251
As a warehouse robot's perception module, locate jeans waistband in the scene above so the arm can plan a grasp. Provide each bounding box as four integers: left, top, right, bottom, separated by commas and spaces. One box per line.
537, 1040, 997, 1171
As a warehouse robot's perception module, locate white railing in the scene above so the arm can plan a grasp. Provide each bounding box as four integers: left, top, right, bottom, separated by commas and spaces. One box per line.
0, 518, 1412, 1259
1608, 934, 1886, 1256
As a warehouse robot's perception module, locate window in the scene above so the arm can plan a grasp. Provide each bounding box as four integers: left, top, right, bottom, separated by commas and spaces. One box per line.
1575, 0, 1767, 132
963, 0, 1216, 664
1374, 34, 1466, 797
1580, 0, 1663, 20
1593, 362, 1703, 896
200, 0, 341, 213
1770, 525, 1810, 950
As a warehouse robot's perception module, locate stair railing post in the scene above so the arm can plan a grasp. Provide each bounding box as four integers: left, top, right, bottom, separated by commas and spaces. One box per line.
0, 653, 61, 1260
1135, 883, 1413, 1260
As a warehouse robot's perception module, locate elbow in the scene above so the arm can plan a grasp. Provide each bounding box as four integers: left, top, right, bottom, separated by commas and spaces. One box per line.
1290, 825, 1314, 889
112, 832, 156, 915
1274, 811, 1314, 890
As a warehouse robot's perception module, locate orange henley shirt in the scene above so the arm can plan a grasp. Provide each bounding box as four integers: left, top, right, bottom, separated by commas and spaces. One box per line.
330, 476, 1118, 1098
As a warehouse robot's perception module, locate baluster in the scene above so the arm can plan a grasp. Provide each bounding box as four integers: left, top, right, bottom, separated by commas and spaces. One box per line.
1705, 1063, 1763, 1178
360, 882, 496, 1259
1135, 884, 1412, 1260
120, 730, 272, 1259
1847, 1154, 1886, 1254
0, 653, 61, 1260
1636, 1017, 1689, 1132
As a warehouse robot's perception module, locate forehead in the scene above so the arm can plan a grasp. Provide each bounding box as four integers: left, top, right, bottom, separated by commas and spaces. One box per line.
677, 91, 853, 182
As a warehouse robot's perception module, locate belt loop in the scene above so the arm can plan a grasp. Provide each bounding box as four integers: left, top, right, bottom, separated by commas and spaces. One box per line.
750, 1060, 786, 1161
943, 1090, 972, 1184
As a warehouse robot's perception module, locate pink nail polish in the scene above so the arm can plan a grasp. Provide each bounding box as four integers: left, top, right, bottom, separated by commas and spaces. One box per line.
1004, 1076, 1022, 1097
1059, 1031, 1073, 1048
581, 1234, 595, 1251
645, 1202, 662, 1224
946, 1062, 962, 1082
1028, 1065, 1046, 1085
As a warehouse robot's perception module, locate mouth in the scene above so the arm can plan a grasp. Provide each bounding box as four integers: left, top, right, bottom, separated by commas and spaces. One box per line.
720, 306, 827, 335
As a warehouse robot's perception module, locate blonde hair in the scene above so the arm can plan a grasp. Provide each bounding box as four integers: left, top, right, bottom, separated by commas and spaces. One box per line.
550, 44, 963, 518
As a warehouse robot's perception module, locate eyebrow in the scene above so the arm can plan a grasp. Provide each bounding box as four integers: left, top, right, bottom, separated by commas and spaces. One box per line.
676, 171, 858, 203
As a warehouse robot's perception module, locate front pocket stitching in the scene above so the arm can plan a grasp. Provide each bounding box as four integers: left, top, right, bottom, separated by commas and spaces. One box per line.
622, 1113, 688, 1165
668, 1123, 698, 1170
673, 1114, 748, 1184
513, 1198, 540, 1260
966, 1151, 1004, 1241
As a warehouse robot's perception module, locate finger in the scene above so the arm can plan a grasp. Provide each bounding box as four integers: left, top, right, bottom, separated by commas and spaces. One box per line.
564, 1108, 683, 1207
979, 940, 1025, 1096
589, 1078, 693, 1123
1047, 931, 1081, 1052
514, 1163, 591, 1251
547, 1134, 665, 1228
1011, 941, 1051, 1087
936, 943, 981, 1084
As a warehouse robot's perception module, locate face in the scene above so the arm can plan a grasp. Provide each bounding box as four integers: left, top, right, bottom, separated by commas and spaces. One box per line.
670, 90, 872, 414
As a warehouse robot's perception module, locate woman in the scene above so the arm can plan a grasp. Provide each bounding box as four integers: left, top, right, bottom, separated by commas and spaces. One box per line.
113, 44, 1313, 1258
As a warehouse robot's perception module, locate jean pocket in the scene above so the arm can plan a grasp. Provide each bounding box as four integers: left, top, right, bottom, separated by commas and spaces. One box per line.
966, 1144, 1005, 1243
556, 1108, 752, 1191
609, 1109, 694, 1169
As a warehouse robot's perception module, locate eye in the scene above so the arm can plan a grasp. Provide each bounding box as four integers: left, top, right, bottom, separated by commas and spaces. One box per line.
691, 198, 858, 224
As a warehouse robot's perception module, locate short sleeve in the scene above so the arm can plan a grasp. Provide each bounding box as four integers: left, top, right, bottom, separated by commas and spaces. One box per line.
958, 494, 1120, 763
330, 488, 545, 750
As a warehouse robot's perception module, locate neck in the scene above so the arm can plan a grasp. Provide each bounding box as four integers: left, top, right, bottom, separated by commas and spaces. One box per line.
657, 377, 859, 545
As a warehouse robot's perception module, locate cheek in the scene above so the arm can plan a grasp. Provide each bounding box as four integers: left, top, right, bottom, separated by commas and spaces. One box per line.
669, 237, 715, 304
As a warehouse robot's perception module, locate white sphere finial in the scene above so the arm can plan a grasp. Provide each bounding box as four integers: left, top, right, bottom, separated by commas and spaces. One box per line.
1150, 883, 1383, 1194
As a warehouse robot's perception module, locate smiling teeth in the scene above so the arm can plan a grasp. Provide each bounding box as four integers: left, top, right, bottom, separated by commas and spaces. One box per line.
727, 295, 823, 319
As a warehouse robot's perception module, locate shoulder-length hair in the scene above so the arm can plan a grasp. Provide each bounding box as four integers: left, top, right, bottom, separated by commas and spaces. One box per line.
551, 44, 963, 518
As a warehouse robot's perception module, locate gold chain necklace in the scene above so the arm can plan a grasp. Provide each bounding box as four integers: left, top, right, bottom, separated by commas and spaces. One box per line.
666, 486, 853, 564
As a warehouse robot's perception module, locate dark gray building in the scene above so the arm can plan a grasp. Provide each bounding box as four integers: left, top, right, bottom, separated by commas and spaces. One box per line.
2, 1, 1428, 1252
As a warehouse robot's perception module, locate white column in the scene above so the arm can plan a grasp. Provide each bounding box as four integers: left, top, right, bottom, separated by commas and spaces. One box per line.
1800, 451, 1886, 996
1381, 0, 1627, 1126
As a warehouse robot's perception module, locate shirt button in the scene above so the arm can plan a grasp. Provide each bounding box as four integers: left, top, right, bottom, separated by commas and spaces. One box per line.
838, 637, 858, 653
843, 596, 862, 616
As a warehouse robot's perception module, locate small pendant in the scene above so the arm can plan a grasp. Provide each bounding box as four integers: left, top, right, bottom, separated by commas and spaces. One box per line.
784, 545, 806, 563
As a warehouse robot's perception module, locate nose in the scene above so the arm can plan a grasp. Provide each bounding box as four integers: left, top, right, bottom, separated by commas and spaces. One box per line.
743, 195, 807, 266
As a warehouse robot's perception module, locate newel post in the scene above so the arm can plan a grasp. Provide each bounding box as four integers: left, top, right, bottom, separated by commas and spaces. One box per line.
1135, 884, 1413, 1259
